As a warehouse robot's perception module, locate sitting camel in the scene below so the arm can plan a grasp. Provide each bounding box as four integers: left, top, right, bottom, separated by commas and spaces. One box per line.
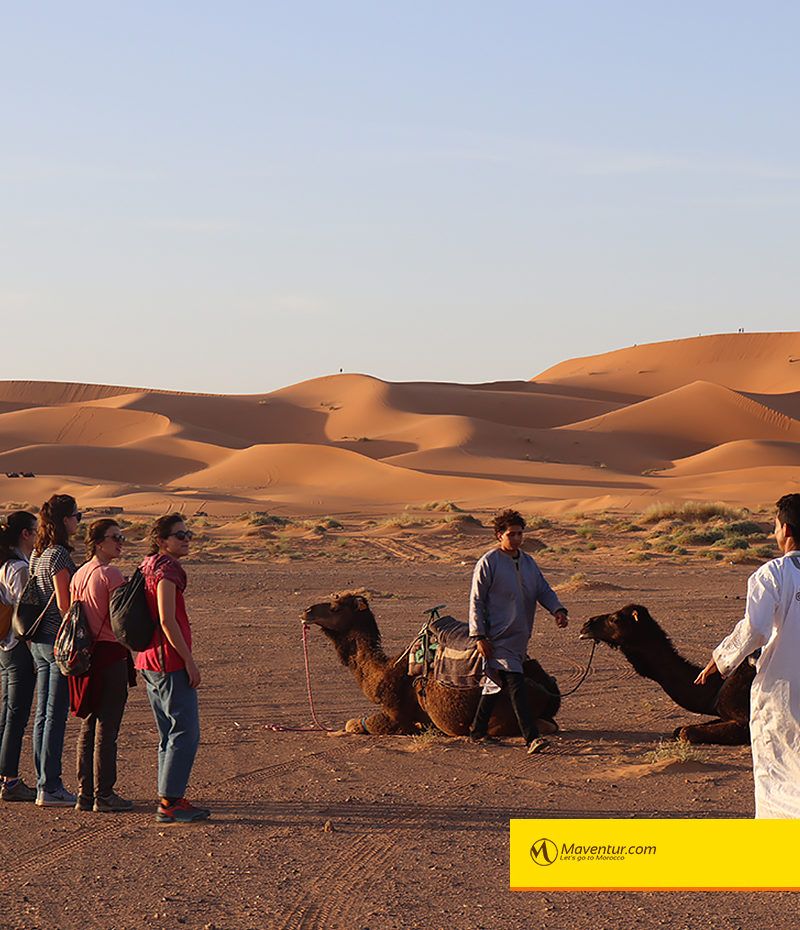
302, 592, 561, 737
580, 604, 755, 745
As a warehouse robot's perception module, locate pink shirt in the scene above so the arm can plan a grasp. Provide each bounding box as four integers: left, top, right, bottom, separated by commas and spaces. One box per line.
70, 558, 125, 644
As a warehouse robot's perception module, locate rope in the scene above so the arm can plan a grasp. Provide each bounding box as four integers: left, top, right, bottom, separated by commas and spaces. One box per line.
266, 624, 336, 732
559, 640, 597, 697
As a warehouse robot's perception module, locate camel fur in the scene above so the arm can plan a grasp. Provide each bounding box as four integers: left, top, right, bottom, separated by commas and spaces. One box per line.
302, 592, 561, 738
581, 604, 754, 745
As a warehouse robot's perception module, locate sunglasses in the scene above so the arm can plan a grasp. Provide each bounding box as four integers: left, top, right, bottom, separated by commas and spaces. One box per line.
71, 512, 82, 523
168, 530, 194, 541
104, 533, 126, 543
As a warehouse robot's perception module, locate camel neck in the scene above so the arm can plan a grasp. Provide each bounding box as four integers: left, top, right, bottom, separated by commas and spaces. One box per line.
332, 631, 389, 701
621, 637, 720, 715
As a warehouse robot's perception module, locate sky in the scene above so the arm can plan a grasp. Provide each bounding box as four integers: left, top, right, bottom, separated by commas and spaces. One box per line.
2, 1, 799, 393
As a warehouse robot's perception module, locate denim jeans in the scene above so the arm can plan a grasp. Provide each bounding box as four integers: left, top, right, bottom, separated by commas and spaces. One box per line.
470, 669, 539, 745
0, 641, 36, 778
141, 669, 200, 799
29, 642, 70, 792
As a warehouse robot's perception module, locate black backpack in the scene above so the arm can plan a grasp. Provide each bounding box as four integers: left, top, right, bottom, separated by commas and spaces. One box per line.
109, 568, 155, 652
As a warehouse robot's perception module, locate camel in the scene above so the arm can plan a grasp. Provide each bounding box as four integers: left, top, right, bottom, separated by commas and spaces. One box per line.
580, 604, 755, 745
302, 592, 561, 738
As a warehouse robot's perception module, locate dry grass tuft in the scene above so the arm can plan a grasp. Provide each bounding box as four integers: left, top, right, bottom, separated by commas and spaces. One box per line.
646, 739, 703, 764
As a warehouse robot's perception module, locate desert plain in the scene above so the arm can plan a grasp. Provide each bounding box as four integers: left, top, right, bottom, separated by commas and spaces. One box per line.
3, 332, 800, 929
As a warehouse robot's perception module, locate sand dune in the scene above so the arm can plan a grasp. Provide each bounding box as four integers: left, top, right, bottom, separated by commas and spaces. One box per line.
538, 332, 800, 397
2, 333, 800, 513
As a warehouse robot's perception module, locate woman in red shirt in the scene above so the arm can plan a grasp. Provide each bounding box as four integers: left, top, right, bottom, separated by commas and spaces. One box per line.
137, 514, 209, 824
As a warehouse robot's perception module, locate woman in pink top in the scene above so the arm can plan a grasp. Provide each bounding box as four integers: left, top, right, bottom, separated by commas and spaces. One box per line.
69, 519, 134, 813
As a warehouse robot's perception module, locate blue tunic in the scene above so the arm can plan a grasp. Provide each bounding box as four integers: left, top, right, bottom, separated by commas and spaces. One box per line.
468, 547, 564, 688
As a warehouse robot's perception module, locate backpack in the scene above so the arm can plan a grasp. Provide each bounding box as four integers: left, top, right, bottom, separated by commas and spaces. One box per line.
54, 600, 94, 676
12, 575, 55, 642
109, 568, 156, 652
54, 564, 103, 677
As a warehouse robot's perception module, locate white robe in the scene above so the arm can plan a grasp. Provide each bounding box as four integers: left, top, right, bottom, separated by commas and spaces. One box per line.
713, 551, 800, 818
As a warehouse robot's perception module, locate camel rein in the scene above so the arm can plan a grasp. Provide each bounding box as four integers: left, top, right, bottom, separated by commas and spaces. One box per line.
265, 624, 335, 732
559, 639, 597, 697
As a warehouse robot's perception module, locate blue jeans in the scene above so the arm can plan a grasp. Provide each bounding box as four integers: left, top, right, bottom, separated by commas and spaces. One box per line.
29, 642, 70, 792
141, 669, 200, 799
0, 641, 36, 778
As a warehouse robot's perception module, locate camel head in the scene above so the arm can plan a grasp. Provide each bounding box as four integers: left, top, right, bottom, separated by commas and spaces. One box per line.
580, 604, 660, 650
302, 591, 382, 648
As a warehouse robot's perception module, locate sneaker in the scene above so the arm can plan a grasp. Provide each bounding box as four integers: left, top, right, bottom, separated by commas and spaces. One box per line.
0, 779, 37, 802
526, 737, 550, 755
75, 794, 94, 812
155, 798, 211, 824
37, 785, 78, 807
94, 792, 133, 813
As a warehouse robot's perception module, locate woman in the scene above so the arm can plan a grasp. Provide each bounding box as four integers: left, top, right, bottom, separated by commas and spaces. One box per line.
137, 513, 209, 823
0, 511, 38, 802
70, 519, 134, 813
28, 494, 79, 807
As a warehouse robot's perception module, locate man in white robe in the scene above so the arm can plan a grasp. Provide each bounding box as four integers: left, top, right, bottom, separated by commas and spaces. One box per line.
696, 494, 800, 818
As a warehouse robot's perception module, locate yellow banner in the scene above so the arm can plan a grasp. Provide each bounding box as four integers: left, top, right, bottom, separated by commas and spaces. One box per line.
510, 819, 800, 891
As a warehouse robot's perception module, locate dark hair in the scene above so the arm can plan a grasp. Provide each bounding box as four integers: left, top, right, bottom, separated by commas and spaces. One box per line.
85, 519, 119, 559
34, 494, 77, 555
147, 513, 186, 555
492, 509, 526, 536
776, 494, 800, 541
0, 511, 37, 566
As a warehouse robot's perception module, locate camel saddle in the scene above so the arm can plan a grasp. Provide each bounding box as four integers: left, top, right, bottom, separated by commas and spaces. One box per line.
407, 615, 483, 689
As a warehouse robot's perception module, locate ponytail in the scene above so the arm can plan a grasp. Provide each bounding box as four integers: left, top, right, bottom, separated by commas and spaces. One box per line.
0, 511, 37, 566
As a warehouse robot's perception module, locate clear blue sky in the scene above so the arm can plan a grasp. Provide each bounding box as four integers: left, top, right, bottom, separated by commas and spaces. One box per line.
3, 2, 798, 393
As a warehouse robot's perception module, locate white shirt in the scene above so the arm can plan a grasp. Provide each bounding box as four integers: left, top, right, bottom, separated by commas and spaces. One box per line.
713, 551, 800, 818
0, 551, 30, 651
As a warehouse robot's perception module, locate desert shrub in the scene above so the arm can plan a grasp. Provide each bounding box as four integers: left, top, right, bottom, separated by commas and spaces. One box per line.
525, 515, 552, 530
575, 525, 594, 538
416, 501, 463, 513
249, 512, 291, 527
443, 513, 483, 527
726, 520, 766, 537
641, 501, 743, 524
753, 544, 775, 559
381, 514, 424, 528
725, 535, 750, 550
674, 528, 725, 546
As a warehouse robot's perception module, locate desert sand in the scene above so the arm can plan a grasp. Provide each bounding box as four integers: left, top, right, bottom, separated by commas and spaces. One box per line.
3, 333, 800, 929
3, 332, 800, 517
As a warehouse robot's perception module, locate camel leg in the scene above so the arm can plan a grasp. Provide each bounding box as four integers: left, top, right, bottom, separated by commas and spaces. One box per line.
344, 712, 417, 735
674, 719, 750, 745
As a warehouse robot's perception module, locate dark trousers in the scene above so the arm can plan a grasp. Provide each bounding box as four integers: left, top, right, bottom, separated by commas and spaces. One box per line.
76, 658, 129, 800
470, 670, 539, 744
0, 641, 36, 778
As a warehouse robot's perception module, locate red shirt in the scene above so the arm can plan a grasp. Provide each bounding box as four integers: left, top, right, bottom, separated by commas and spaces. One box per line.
134, 554, 193, 673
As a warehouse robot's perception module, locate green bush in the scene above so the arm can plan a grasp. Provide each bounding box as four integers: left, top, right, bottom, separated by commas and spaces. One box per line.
675, 528, 725, 546
726, 520, 766, 537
